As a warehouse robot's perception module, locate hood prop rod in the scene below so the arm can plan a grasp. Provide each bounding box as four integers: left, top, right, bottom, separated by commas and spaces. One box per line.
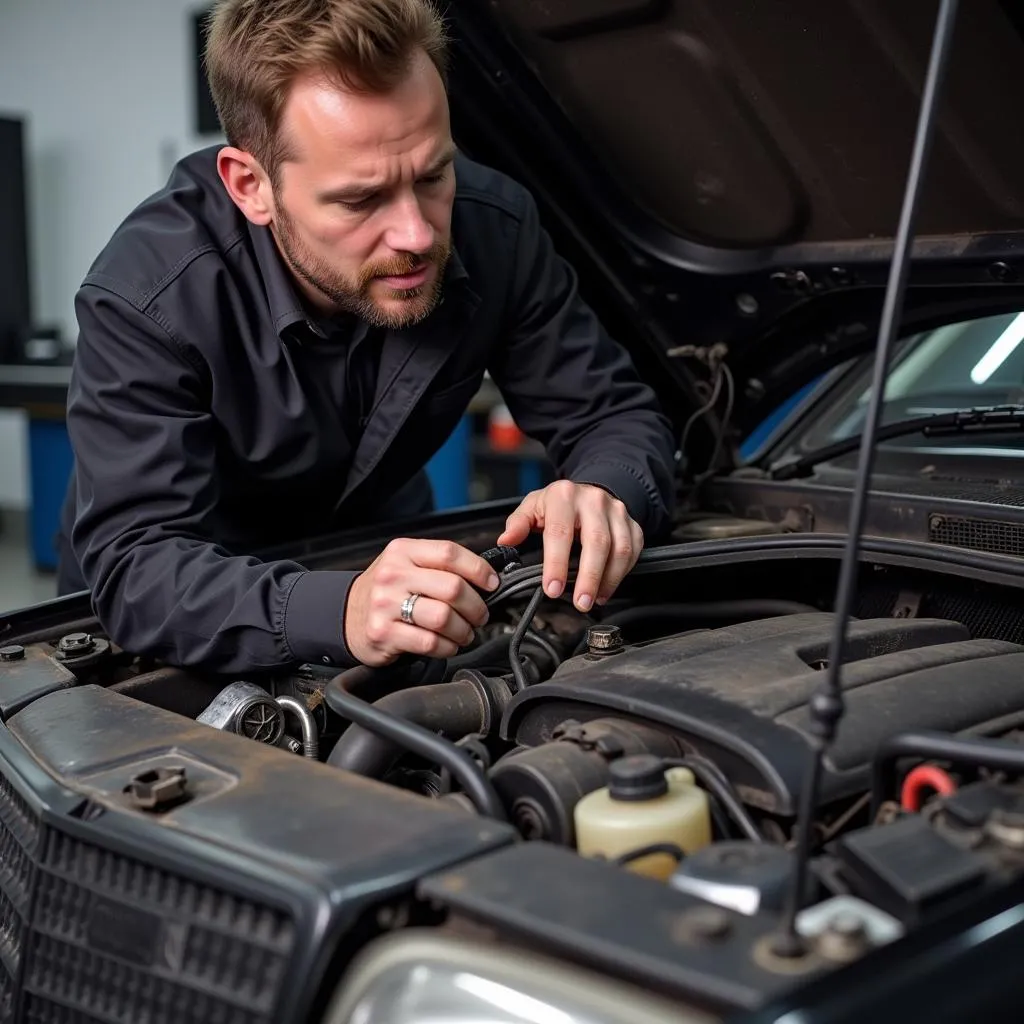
770, 0, 960, 959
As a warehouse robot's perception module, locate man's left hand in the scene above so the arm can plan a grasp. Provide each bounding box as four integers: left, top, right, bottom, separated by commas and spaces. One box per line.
498, 481, 644, 612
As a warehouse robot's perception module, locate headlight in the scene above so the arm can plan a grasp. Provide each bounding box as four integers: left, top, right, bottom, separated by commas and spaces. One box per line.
322, 929, 716, 1024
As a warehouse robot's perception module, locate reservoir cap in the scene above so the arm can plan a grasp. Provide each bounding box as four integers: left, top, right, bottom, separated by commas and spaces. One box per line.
608, 755, 668, 802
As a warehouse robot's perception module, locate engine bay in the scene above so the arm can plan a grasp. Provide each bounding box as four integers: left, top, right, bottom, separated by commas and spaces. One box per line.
6, 542, 1024, 995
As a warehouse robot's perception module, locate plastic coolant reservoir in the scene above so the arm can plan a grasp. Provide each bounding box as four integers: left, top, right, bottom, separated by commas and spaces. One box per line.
574, 755, 712, 881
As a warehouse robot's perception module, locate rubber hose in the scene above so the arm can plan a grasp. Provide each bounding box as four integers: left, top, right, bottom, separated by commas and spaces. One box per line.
664, 755, 764, 843
329, 657, 447, 704
446, 634, 512, 672
328, 673, 513, 779
324, 673, 507, 820
871, 731, 1024, 818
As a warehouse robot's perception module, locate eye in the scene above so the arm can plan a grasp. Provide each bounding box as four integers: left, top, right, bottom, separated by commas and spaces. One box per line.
339, 195, 377, 212
417, 170, 449, 187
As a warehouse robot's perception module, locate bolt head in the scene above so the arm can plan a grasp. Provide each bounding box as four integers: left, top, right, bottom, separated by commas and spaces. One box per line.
587, 625, 623, 652
0, 645, 25, 662
682, 906, 732, 941
59, 632, 94, 653
736, 293, 759, 316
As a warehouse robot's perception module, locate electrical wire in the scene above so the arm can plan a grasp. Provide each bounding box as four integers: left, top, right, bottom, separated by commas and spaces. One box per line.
679, 367, 724, 467
695, 363, 735, 484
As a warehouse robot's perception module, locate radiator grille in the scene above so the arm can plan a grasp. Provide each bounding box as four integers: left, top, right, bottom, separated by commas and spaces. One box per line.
22, 997, 105, 1024
0, 770, 39, 1021
881, 478, 1024, 507
929, 514, 1024, 557
0, 778, 297, 1023
857, 582, 1024, 646
923, 591, 1024, 645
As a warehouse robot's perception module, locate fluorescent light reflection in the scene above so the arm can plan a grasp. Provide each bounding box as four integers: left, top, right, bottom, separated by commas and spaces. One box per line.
970, 313, 1024, 384
452, 973, 576, 1024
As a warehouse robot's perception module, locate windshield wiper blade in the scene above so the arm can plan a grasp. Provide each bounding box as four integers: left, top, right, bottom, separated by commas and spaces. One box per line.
770, 404, 1024, 480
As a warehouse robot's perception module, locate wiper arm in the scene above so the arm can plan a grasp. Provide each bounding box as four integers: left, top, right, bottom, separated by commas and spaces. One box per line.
771, 404, 1024, 480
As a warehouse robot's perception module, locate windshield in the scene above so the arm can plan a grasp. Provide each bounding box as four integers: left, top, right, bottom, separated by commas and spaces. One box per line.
795, 310, 1024, 456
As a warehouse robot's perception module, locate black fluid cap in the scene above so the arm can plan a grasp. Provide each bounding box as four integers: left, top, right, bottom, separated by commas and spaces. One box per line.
479, 545, 520, 573
608, 755, 668, 802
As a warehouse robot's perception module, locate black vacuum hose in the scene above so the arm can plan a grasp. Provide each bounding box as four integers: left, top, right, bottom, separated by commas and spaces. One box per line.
327, 670, 514, 779
325, 671, 508, 820
664, 755, 764, 843
445, 634, 513, 673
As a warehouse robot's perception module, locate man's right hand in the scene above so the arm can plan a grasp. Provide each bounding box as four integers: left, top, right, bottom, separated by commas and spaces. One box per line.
343, 538, 501, 666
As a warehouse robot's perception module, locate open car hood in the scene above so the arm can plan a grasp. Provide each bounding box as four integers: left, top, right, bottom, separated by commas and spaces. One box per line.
445, 0, 1024, 439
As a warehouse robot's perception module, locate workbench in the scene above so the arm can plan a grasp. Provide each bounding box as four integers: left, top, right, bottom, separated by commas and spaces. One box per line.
0, 360, 74, 572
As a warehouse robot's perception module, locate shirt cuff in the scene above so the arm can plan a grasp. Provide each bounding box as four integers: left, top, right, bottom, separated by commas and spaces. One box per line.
571, 461, 657, 533
283, 570, 360, 668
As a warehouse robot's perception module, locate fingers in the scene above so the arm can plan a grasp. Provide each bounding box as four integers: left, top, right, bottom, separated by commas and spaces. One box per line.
398, 538, 500, 592
573, 500, 611, 612
404, 595, 476, 647
408, 566, 489, 628
387, 622, 461, 660
596, 508, 643, 605
540, 482, 576, 599
498, 495, 537, 547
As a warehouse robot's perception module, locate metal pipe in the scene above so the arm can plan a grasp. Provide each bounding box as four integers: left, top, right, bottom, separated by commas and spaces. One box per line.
276, 695, 319, 760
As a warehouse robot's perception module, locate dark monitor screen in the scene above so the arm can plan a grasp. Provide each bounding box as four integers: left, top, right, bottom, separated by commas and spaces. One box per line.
0, 116, 31, 360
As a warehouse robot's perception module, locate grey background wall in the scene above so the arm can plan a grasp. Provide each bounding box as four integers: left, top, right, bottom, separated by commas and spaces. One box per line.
0, 0, 222, 507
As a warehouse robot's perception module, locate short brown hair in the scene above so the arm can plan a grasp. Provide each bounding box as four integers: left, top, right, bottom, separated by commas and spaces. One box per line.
204, 0, 449, 182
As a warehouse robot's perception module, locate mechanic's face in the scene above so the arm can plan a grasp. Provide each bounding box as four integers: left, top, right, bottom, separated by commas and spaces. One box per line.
270, 50, 455, 329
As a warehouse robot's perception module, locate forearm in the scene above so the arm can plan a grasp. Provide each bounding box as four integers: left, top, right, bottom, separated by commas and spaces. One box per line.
78, 522, 360, 673
67, 284, 361, 674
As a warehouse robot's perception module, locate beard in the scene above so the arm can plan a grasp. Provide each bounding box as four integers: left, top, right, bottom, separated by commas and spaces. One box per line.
274, 204, 451, 330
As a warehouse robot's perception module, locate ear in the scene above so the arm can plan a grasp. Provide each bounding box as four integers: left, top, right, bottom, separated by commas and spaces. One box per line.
216, 146, 274, 225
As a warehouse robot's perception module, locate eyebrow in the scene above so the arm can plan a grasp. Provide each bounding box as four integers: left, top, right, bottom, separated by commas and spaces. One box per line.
317, 145, 457, 204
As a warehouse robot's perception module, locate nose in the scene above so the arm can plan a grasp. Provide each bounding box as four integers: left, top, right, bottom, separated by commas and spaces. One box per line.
383, 193, 435, 255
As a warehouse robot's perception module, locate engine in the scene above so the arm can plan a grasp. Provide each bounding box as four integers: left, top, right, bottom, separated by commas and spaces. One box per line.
10, 553, 1024, 974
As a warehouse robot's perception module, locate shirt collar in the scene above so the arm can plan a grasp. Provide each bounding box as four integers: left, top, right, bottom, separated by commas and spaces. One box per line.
248, 221, 474, 344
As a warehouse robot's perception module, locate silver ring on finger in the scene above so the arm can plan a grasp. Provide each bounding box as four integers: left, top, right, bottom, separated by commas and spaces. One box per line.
400, 593, 421, 625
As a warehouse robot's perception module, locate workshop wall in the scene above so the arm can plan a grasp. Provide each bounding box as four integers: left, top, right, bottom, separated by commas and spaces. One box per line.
0, 0, 220, 508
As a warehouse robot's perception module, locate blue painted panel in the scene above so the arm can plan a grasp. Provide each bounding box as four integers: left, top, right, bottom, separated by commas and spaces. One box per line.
27, 418, 74, 571
740, 376, 824, 461
425, 415, 471, 509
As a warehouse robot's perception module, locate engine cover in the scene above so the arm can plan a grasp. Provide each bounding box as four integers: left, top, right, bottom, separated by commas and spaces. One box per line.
502, 613, 1024, 814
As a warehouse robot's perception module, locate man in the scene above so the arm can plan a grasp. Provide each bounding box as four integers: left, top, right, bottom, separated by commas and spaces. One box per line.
56, 0, 675, 675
